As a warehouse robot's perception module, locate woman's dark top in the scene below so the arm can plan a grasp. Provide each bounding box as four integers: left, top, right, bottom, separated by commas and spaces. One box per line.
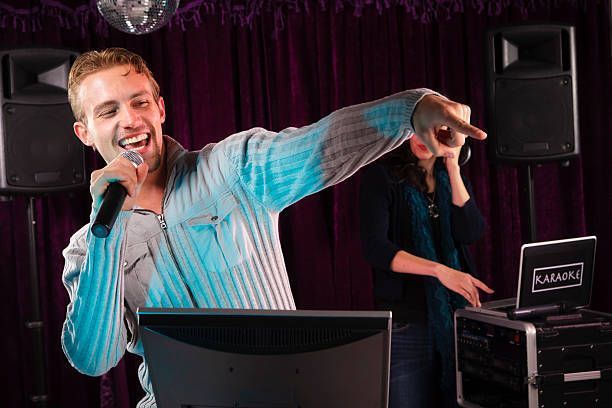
359, 162, 485, 323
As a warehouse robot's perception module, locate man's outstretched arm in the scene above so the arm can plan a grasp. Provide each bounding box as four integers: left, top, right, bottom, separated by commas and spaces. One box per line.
218, 89, 486, 212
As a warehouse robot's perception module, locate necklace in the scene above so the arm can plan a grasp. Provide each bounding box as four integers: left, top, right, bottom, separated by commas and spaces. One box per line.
425, 191, 439, 219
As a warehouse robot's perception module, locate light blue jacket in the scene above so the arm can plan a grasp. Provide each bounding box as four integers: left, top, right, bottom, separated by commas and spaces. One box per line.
61, 89, 432, 407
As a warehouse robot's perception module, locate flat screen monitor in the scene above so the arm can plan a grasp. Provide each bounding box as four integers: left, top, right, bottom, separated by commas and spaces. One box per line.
138, 308, 391, 408
517, 235, 596, 309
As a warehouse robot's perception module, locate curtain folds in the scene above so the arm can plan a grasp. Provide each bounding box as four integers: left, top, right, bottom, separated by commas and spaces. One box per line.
0, 0, 602, 35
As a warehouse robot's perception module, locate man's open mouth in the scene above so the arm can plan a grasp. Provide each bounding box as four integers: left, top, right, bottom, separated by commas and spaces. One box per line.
118, 133, 150, 150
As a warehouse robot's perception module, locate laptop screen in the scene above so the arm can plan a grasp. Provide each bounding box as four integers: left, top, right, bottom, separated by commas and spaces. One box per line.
516, 236, 597, 309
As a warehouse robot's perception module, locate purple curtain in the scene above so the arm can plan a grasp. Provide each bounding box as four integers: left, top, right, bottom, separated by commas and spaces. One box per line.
1, 1, 610, 406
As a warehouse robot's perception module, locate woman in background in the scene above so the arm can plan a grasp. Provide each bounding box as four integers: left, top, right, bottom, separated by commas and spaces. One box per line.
359, 133, 493, 408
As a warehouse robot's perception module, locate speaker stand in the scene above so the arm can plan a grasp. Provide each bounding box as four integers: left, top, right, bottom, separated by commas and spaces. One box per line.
524, 164, 538, 243
25, 196, 48, 407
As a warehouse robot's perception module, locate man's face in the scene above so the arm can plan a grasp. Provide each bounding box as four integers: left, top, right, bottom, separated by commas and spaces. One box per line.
73, 64, 166, 172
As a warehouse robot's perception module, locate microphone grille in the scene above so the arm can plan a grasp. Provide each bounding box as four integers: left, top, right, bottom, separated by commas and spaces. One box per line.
120, 150, 144, 167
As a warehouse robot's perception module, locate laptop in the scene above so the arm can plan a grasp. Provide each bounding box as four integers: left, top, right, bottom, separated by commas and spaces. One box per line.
468, 236, 597, 319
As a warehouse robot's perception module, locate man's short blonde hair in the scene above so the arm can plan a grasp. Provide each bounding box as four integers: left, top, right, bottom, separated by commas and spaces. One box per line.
68, 47, 160, 123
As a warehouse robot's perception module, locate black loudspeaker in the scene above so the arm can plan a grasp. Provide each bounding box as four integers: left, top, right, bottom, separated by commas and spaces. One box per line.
0, 48, 85, 194
485, 25, 579, 162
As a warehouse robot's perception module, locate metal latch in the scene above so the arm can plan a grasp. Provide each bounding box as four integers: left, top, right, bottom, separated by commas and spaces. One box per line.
599, 322, 612, 334
564, 370, 601, 382
540, 327, 560, 338
527, 374, 539, 386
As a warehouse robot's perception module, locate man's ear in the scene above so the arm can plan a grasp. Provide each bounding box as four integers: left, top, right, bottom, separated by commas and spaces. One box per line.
73, 121, 93, 146
158, 96, 166, 124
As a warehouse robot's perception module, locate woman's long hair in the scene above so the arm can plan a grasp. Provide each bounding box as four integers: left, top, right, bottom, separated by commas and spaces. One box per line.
379, 141, 441, 192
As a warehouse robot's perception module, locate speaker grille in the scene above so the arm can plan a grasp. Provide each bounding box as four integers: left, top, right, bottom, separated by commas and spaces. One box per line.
3, 102, 85, 189
486, 25, 579, 162
0, 48, 84, 193
494, 76, 576, 158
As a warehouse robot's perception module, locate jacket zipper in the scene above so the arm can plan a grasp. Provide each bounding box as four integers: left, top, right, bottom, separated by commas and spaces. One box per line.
156, 212, 197, 305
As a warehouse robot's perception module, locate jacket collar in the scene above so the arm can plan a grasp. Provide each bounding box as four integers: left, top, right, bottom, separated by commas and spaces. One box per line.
163, 135, 186, 174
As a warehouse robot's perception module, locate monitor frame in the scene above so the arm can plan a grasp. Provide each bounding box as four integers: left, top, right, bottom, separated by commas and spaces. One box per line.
516, 235, 597, 309
138, 308, 392, 408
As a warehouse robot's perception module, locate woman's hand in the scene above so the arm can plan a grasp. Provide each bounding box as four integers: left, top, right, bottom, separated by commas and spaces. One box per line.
434, 264, 494, 307
443, 143, 463, 174
438, 127, 470, 206
390, 250, 493, 307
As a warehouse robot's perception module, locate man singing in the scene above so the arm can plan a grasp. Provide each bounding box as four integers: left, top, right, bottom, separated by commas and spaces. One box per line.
61, 47, 487, 407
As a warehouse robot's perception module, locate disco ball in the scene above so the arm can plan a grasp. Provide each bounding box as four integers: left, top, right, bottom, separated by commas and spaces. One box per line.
97, 0, 180, 35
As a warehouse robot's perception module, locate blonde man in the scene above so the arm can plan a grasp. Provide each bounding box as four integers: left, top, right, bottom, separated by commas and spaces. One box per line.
61, 47, 486, 407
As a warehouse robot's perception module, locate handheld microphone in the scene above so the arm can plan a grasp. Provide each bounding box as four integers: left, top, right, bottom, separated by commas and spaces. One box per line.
436, 128, 471, 166
91, 150, 144, 238
506, 303, 563, 321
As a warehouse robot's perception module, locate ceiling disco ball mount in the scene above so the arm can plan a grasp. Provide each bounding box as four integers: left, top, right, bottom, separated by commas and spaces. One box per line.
97, 0, 180, 35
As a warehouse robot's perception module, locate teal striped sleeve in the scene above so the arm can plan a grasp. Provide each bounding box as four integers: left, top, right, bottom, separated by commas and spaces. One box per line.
219, 89, 435, 211
61, 210, 132, 376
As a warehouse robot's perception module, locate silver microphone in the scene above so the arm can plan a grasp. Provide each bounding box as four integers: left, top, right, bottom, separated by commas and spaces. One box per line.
91, 150, 144, 238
